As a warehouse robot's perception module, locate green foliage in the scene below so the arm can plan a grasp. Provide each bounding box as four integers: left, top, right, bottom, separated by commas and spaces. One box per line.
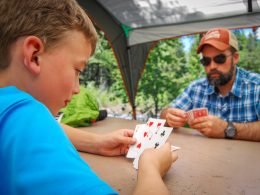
137, 39, 187, 116
80, 31, 127, 103
80, 28, 260, 118
61, 86, 99, 127
234, 30, 260, 73
81, 31, 117, 87
82, 83, 121, 108
187, 35, 205, 80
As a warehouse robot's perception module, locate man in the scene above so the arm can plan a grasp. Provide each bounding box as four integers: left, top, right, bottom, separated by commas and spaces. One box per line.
160, 28, 260, 141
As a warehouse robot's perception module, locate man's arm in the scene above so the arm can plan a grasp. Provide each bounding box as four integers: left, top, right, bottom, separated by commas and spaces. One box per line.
189, 116, 260, 141
234, 121, 260, 141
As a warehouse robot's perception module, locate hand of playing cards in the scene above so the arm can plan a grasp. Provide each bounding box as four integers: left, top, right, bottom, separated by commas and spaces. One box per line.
186, 108, 208, 121
126, 118, 180, 169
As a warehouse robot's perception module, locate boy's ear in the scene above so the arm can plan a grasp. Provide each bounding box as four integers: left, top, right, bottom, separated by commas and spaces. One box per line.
23, 36, 44, 75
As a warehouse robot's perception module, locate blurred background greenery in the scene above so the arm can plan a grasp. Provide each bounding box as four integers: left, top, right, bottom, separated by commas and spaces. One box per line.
80, 28, 260, 121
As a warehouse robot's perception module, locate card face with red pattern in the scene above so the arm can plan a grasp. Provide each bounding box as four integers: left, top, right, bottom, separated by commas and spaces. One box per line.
127, 118, 166, 159
186, 108, 208, 121
127, 118, 179, 169
193, 108, 208, 118
126, 124, 146, 158
132, 126, 173, 169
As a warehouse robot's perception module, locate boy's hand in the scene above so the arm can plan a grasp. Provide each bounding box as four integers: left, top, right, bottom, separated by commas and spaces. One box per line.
97, 129, 136, 156
139, 142, 178, 177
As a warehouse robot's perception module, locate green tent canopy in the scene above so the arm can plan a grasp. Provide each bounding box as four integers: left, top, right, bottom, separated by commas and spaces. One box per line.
77, 0, 260, 119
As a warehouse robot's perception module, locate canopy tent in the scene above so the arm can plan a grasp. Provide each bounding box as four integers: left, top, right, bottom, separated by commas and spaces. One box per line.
77, 0, 260, 119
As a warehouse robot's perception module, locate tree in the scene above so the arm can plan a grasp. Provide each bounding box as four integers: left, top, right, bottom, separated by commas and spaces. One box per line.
234, 29, 260, 73
80, 31, 129, 104
137, 38, 187, 117
80, 31, 115, 88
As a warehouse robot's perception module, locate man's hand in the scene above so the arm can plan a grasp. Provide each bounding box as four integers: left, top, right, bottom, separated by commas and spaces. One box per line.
163, 108, 187, 128
188, 115, 227, 138
96, 129, 136, 156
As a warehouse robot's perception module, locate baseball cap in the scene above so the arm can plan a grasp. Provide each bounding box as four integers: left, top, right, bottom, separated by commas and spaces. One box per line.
197, 28, 238, 53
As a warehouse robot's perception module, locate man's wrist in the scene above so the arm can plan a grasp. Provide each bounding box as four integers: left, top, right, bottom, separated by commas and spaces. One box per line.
224, 121, 237, 139
222, 121, 228, 138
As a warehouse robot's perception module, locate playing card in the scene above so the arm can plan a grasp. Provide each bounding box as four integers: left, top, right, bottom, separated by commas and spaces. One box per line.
55, 111, 64, 123
128, 125, 154, 159
127, 118, 176, 169
136, 118, 166, 151
146, 118, 166, 140
133, 155, 139, 169
192, 108, 208, 119
171, 145, 181, 151
149, 126, 173, 149
186, 110, 193, 121
186, 108, 208, 121
133, 126, 173, 169
126, 124, 146, 158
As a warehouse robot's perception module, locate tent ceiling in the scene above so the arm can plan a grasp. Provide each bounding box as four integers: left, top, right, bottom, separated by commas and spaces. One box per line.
129, 12, 260, 46
97, 0, 260, 29
96, 0, 260, 46
78, 0, 260, 119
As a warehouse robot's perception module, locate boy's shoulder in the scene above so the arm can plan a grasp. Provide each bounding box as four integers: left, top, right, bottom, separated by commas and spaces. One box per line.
0, 86, 34, 114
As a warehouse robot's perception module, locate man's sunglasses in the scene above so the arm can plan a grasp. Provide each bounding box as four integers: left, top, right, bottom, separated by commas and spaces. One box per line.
200, 54, 232, 67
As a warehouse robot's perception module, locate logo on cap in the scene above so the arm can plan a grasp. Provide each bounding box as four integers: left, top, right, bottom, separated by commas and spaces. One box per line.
205, 30, 221, 40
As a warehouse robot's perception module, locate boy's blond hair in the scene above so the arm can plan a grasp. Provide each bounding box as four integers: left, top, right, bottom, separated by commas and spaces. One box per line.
0, 0, 97, 70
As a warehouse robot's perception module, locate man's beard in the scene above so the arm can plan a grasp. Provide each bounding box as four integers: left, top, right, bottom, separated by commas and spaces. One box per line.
207, 61, 235, 87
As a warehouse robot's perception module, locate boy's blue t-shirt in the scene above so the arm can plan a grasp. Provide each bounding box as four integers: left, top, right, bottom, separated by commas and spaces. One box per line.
0, 86, 117, 195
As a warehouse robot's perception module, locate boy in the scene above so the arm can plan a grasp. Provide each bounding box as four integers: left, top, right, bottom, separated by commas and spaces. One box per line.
0, 0, 177, 194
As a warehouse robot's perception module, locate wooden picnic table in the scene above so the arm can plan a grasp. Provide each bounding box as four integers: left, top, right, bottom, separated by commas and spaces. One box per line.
80, 117, 260, 195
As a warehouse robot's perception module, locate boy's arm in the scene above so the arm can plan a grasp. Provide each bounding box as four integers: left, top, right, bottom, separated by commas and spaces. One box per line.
61, 123, 136, 156
133, 143, 178, 195
61, 123, 98, 152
